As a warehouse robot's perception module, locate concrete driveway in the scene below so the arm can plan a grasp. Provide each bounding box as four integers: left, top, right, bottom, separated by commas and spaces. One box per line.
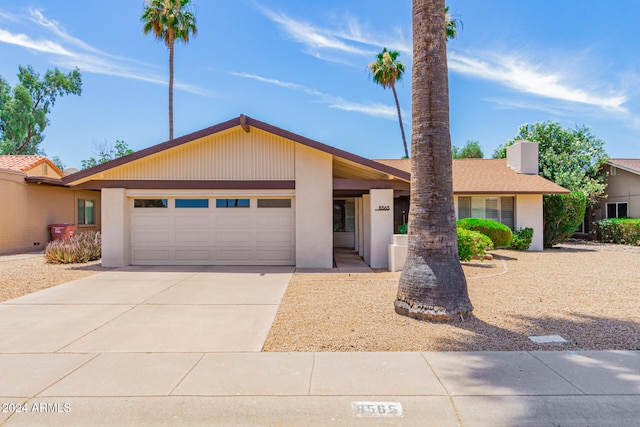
0, 266, 294, 353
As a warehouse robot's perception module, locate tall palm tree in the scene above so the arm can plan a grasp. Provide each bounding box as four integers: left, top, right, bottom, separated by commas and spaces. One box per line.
368, 48, 409, 158
445, 5, 462, 40
141, 0, 197, 140
395, 0, 473, 321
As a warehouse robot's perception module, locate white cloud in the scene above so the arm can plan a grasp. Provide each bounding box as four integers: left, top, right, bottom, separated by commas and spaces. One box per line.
232, 71, 399, 120
0, 8, 209, 96
448, 50, 628, 112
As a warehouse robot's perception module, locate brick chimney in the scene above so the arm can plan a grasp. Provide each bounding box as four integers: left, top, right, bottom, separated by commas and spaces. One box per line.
506, 140, 539, 174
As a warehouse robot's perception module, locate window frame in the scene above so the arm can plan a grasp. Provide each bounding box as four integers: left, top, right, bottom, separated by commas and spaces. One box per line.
606, 201, 628, 219
77, 199, 95, 225
215, 198, 251, 208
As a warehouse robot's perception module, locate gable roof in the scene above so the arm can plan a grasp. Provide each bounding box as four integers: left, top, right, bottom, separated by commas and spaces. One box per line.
375, 158, 569, 194
0, 155, 64, 177
63, 115, 410, 186
607, 159, 640, 176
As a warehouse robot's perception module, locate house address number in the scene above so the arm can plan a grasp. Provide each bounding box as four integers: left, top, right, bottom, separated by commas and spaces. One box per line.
351, 401, 403, 417
375, 205, 390, 211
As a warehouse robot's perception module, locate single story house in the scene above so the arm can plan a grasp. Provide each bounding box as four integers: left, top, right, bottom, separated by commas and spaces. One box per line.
0, 155, 101, 254
592, 159, 640, 221
62, 115, 567, 269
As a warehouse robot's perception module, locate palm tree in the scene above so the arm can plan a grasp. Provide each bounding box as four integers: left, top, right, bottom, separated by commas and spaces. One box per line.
445, 5, 462, 40
394, 0, 473, 321
368, 48, 409, 158
141, 0, 197, 140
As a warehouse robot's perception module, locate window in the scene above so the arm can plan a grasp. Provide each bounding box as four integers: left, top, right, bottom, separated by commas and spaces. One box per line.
333, 200, 355, 232
175, 199, 209, 208
134, 199, 168, 208
606, 202, 628, 219
216, 198, 250, 208
458, 196, 515, 230
257, 199, 291, 208
78, 199, 95, 225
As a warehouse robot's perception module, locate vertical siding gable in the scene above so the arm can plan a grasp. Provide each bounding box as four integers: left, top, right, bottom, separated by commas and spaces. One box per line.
102, 127, 295, 180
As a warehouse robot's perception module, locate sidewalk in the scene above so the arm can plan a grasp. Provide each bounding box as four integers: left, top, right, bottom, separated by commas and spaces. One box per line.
1, 350, 638, 426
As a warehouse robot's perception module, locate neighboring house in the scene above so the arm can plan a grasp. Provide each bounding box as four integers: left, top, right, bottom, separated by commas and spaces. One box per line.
0, 155, 101, 254
591, 159, 640, 222
62, 116, 567, 269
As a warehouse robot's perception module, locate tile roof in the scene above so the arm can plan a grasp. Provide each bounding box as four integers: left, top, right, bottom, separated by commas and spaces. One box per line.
0, 155, 64, 177
374, 158, 568, 194
607, 159, 640, 175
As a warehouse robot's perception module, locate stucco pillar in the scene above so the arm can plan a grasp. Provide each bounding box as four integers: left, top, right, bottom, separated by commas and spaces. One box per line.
295, 145, 333, 268
369, 189, 394, 268
101, 188, 129, 267
516, 194, 544, 251
362, 194, 371, 264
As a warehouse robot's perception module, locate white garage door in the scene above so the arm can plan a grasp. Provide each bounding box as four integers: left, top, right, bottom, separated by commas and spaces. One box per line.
130, 196, 295, 265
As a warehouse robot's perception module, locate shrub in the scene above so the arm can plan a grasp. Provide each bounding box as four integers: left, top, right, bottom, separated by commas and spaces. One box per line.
457, 227, 493, 261
456, 218, 512, 248
510, 227, 534, 251
594, 218, 640, 245
397, 223, 408, 234
543, 191, 586, 247
45, 231, 102, 264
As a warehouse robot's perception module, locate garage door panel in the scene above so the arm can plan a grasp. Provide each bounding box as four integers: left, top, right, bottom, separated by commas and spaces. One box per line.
133, 215, 171, 227
133, 250, 170, 262
131, 197, 294, 265
175, 216, 211, 227
257, 231, 293, 243
215, 215, 254, 228
175, 250, 211, 261
256, 249, 294, 262
258, 215, 293, 227
132, 231, 170, 244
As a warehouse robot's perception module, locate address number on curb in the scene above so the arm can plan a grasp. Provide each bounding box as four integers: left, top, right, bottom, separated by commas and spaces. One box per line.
352, 401, 403, 417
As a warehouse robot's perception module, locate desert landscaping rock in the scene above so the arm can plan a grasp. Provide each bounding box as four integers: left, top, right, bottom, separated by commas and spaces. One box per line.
0, 254, 111, 302
263, 240, 640, 352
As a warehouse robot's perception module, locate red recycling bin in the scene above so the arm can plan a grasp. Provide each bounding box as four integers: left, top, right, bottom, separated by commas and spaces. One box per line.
49, 224, 76, 241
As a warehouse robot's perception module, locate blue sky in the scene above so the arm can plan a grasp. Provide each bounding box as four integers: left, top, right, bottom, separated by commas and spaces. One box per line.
1, 0, 638, 169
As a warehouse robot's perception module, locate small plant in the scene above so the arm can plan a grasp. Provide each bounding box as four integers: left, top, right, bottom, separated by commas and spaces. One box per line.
595, 218, 640, 245
456, 218, 512, 248
45, 231, 102, 264
510, 227, 534, 251
397, 223, 408, 234
457, 228, 493, 261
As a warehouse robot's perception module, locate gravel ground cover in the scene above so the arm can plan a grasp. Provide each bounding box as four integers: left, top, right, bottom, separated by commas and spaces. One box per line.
263, 240, 640, 352
0, 253, 111, 302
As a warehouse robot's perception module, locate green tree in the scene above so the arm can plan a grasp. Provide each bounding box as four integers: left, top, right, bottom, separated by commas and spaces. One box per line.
51, 155, 66, 172
81, 140, 134, 169
452, 140, 483, 158
368, 48, 409, 158
0, 66, 82, 155
395, 0, 473, 322
141, 0, 197, 141
493, 122, 608, 199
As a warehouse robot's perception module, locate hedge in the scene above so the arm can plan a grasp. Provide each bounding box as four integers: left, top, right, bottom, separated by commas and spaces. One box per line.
594, 218, 640, 245
456, 218, 512, 248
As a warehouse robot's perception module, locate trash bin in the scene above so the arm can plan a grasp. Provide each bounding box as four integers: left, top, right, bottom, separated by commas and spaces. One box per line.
49, 224, 76, 241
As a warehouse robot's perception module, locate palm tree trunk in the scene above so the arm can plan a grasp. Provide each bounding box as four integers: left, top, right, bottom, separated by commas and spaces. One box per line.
168, 40, 174, 140
392, 84, 409, 158
395, 0, 473, 321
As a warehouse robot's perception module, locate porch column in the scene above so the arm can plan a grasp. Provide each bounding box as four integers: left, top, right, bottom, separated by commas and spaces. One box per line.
516, 194, 544, 251
295, 144, 333, 268
101, 188, 129, 267
362, 194, 371, 265
369, 189, 394, 268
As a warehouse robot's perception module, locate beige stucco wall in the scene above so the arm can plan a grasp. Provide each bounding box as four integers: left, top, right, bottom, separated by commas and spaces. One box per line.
100, 188, 128, 267
294, 145, 333, 268
369, 189, 394, 268
597, 168, 640, 219
0, 170, 101, 255
515, 194, 544, 251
